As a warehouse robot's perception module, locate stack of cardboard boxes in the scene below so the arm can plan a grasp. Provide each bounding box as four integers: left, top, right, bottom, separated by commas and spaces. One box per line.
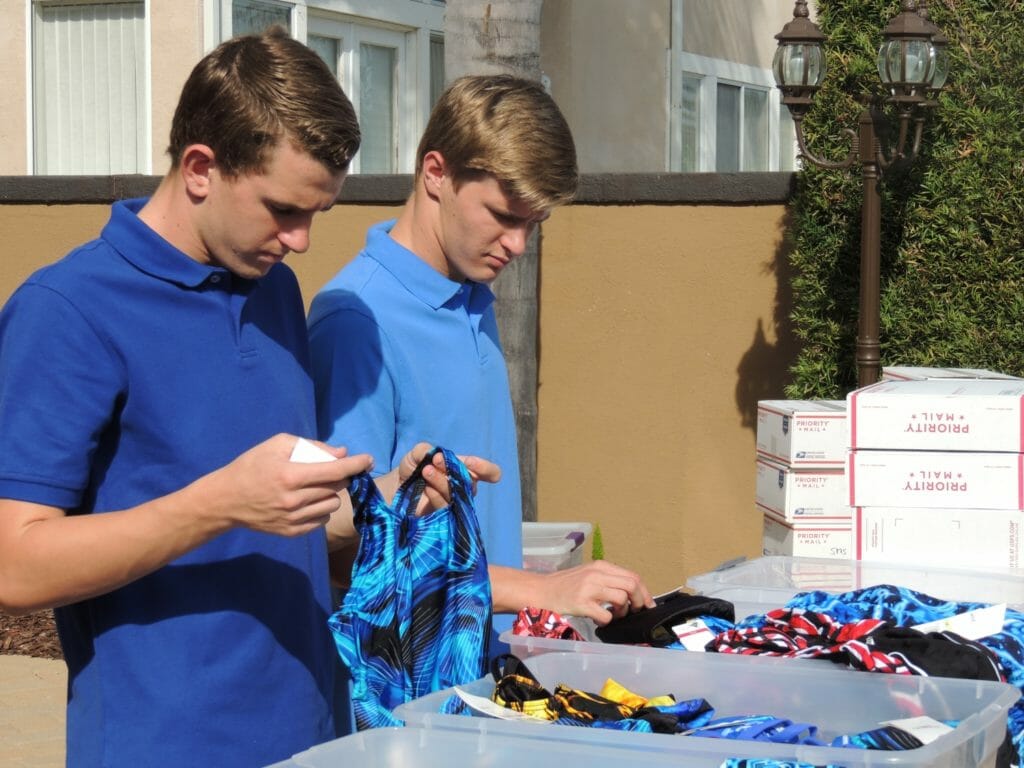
755, 400, 851, 559
848, 374, 1024, 570
754, 366, 1024, 566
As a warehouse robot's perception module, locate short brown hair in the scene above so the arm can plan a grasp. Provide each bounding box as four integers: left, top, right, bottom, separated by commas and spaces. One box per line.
416, 75, 578, 211
168, 27, 360, 176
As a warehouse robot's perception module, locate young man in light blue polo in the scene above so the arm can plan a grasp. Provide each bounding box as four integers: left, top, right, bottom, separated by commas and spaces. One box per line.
309, 75, 654, 652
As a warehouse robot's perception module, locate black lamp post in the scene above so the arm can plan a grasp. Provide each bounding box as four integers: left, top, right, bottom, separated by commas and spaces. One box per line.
773, 0, 949, 388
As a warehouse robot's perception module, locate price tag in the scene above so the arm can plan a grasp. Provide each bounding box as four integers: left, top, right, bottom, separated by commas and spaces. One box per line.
452, 688, 550, 723
289, 437, 336, 463
912, 604, 1006, 641
671, 618, 714, 652
882, 716, 954, 745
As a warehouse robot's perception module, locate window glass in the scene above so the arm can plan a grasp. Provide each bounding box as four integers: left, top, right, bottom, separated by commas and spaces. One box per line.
715, 82, 740, 172
743, 87, 769, 171
308, 33, 339, 76
232, 0, 290, 35
359, 43, 396, 173
680, 74, 701, 172
33, 1, 146, 174
430, 34, 445, 108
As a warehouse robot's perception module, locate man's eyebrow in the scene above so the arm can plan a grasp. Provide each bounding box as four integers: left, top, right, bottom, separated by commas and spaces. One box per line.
490, 204, 549, 225
268, 198, 332, 214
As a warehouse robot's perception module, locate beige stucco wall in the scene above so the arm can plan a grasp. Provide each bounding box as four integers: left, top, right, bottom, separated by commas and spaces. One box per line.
684, 0, 795, 68
0, 0, 28, 174
0, 199, 794, 595
149, 2, 206, 175
541, 1, 671, 173
537, 205, 793, 592
0, 203, 402, 309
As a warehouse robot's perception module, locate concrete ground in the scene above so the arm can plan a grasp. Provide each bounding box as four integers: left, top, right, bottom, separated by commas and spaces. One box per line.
0, 656, 65, 768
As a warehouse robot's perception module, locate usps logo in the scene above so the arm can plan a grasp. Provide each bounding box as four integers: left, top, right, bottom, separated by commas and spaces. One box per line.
795, 451, 807, 459
782, 415, 790, 435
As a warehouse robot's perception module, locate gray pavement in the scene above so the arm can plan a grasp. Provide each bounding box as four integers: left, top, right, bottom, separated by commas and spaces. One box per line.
0, 656, 65, 768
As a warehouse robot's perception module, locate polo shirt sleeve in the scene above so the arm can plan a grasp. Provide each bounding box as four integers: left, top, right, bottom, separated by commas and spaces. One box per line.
0, 284, 125, 509
308, 299, 399, 474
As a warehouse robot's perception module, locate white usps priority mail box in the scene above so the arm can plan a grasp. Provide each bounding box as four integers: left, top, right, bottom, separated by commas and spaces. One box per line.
762, 514, 852, 560
755, 456, 850, 522
756, 399, 846, 468
882, 366, 1022, 382
848, 378, 1024, 452
848, 449, 1024, 510
856, 506, 1024, 570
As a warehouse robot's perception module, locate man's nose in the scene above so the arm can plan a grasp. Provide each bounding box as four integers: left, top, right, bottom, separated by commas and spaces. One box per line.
278, 217, 313, 254
500, 225, 529, 257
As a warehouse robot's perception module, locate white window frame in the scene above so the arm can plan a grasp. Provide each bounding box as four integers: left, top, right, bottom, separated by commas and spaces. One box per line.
28, 0, 153, 175
210, 0, 443, 173
670, 50, 784, 173
667, 0, 791, 174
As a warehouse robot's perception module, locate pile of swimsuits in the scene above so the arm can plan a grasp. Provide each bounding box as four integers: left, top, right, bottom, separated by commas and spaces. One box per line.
511, 583, 1024, 767
487, 653, 936, 758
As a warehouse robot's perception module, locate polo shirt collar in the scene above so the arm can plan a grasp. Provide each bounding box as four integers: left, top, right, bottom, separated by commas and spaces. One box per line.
102, 198, 235, 289
365, 219, 494, 311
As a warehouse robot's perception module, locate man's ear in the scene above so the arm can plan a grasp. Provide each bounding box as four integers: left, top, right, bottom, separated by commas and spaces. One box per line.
421, 151, 447, 199
179, 144, 217, 200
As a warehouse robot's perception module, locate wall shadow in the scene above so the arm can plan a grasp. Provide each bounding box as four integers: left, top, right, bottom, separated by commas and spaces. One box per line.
734, 204, 801, 438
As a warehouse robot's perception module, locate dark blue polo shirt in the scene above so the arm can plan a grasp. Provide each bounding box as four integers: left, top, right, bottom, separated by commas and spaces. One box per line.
0, 199, 335, 767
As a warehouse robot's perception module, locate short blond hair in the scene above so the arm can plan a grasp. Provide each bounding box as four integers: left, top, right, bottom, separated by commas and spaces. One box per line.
416, 75, 577, 211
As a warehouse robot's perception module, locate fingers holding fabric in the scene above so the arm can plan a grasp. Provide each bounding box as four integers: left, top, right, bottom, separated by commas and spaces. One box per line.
524, 560, 655, 626
395, 443, 502, 516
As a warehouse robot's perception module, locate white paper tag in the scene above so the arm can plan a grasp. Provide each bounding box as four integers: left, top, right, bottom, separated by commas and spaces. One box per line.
911, 603, 1006, 641
289, 438, 337, 464
881, 716, 954, 745
653, 585, 689, 600
452, 688, 550, 723
672, 618, 714, 652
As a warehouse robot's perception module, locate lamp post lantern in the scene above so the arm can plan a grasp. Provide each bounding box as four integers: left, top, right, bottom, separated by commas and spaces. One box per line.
773, 0, 949, 388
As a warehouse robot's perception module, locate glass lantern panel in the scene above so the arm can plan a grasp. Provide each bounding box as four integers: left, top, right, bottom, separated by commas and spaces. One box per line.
930, 46, 950, 89
772, 45, 788, 86
773, 44, 824, 88
903, 40, 932, 84
879, 40, 902, 84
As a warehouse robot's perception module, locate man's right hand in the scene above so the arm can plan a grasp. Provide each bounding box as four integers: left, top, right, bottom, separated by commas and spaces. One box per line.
210, 434, 374, 537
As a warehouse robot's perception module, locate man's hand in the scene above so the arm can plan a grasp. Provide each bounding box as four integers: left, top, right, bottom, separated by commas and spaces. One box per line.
211, 434, 373, 537
397, 443, 501, 515
490, 560, 655, 626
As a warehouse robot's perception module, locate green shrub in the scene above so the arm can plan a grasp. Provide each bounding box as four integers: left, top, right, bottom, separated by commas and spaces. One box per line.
786, 0, 1024, 399
591, 524, 604, 561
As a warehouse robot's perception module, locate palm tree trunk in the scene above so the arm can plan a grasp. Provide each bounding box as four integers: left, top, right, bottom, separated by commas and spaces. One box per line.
444, 0, 543, 522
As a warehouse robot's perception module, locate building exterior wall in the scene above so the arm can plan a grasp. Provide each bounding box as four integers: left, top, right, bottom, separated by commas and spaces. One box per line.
537, 203, 794, 591
683, 0, 793, 68
2, 0, 795, 175
540, 1, 672, 173
0, 173, 796, 594
0, 0, 29, 173
149, 2, 206, 174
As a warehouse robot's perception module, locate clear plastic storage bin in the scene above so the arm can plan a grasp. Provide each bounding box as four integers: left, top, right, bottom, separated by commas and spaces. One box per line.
394, 649, 1019, 768
686, 555, 1024, 622
276, 725, 700, 768
522, 522, 592, 572
501, 555, 1024, 658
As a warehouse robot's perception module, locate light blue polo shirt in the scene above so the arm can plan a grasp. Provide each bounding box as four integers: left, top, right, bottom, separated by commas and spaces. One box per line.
308, 220, 523, 630
0, 199, 335, 767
